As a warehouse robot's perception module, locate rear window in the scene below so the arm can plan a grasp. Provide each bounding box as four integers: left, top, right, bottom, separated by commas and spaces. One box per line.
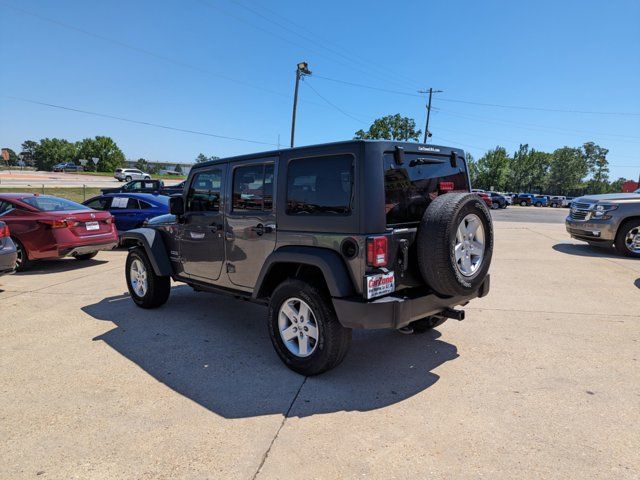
20, 196, 90, 212
384, 153, 468, 226
286, 154, 353, 215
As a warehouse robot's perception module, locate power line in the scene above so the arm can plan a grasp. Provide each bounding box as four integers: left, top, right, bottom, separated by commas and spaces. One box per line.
434, 108, 640, 141
312, 75, 640, 116
303, 79, 370, 125
220, 0, 423, 91
2, 96, 279, 146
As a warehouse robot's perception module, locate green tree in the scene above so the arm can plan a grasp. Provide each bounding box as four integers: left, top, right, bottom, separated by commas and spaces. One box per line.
33, 138, 77, 171
506, 144, 550, 192
195, 153, 208, 163
174, 164, 183, 174
20, 140, 38, 166
465, 152, 479, 186
547, 147, 588, 195
609, 177, 627, 193
582, 142, 609, 194
76, 136, 125, 172
134, 158, 150, 171
354, 114, 421, 141
474, 147, 510, 191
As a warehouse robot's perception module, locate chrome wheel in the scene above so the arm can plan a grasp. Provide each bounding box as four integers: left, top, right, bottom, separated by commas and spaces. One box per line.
624, 226, 640, 254
15, 243, 24, 268
454, 213, 485, 277
129, 259, 148, 297
278, 297, 319, 358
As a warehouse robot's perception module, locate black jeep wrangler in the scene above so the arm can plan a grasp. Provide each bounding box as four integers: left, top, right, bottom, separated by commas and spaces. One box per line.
121, 140, 492, 375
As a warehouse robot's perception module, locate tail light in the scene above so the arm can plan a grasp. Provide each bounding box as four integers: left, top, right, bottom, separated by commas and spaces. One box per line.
0, 223, 9, 238
366, 236, 388, 267
439, 181, 455, 193
38, 219, 73, 229
104, 217, 113, 225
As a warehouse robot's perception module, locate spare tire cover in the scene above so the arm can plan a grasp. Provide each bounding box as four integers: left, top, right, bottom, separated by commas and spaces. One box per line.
416, 192, 493, 297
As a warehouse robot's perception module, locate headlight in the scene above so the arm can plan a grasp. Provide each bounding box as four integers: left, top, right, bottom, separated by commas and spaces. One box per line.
592, 204, 617, 217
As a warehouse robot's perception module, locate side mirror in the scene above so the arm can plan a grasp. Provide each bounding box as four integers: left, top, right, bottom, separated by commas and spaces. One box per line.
169, 195, 185, 216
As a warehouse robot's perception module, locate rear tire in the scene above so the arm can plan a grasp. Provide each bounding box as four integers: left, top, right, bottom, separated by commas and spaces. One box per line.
614, 219, 640, 258
520, 201, 527, 206
12, 238, 30, 272
268, 279, 351, 376
491, 202, 499, 210
125, 248, 170, 308
73, 252, 98, 261
125, 176, 132, 182
416, 193, 493, 297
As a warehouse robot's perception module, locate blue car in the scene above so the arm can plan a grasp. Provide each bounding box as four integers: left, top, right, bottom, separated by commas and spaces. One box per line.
83, 193, 170, 232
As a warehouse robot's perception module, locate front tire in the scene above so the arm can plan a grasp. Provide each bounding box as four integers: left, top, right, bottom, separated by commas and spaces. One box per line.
614, 220, 640, 258
125, 248, 170, 308
520, 201, 527, 206
12, 238, 31, 272
268, 279, 351, 376
125, 176, 132, 182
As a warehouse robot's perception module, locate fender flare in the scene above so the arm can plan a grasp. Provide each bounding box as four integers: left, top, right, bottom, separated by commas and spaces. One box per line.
120, 228, 173, 276
254, 246, 356, 299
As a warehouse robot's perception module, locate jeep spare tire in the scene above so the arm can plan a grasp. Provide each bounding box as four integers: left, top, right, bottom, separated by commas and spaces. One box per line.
416, 192, 493, 297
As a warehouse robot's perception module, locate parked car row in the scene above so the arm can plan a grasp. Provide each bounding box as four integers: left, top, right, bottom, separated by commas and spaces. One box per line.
506, 193, 574, 207
472, 190, 509, 209
0, 191, 173, 272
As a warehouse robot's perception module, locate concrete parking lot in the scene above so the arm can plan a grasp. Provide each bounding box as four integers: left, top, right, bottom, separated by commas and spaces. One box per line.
1, 210, 639, 479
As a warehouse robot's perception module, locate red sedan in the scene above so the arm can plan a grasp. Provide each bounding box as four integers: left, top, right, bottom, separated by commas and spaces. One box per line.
475, 192, 493, 209
0, 193, 118, 271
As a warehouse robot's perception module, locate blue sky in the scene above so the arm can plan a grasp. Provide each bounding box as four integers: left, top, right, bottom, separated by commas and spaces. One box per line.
1, 0, 638, 180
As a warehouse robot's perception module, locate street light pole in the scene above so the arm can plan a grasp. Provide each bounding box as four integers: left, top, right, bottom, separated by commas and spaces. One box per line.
418, 88, 443, 143
290, 61, 312, 148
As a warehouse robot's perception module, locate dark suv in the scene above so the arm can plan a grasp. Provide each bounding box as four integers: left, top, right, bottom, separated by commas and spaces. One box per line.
121, 141, 493, 375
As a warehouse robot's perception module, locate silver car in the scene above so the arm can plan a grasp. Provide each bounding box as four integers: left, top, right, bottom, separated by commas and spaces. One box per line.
565, 190, 640, 257
114, 168, 151, 182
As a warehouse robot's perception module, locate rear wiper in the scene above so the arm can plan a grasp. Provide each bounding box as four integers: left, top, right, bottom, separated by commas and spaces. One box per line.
409, 157, 445, 167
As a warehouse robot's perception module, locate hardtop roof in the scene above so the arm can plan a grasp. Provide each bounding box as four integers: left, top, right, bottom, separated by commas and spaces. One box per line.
193, 139, 465, 170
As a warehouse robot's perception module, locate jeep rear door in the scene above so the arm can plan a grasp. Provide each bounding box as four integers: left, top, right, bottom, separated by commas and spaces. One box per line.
226, 158, 276, 288
180, 166, 226, 281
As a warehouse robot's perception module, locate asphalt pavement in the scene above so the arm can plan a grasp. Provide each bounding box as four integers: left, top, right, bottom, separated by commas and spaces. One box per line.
1, 214, 638, 479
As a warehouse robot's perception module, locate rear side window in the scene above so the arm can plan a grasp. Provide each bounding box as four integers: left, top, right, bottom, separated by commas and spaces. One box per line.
286, 154, 353, 215
384, 153, 468, 226
0, 201, 14, 215
139, 200, 154, 210
187, 169, 222, 212
109, 197, 139, 209
232, 163, 274, 213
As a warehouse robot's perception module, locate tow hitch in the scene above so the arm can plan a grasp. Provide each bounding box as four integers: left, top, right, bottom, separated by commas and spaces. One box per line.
440, 308, 465, 321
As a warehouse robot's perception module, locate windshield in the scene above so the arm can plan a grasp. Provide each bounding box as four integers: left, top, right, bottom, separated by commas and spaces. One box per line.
21, 196, 90, 212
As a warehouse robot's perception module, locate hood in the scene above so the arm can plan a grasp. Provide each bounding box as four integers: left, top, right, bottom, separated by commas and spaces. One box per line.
575, 192, 640, 203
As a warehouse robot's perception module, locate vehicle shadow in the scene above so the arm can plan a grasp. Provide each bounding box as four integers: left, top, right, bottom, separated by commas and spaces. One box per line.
16, 258, 109, 275
552, 242, 620, 259
634, 279, 640, 289
82, 286, 458, 419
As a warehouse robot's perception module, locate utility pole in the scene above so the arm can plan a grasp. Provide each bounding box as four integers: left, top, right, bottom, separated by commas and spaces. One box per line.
290, 61, 312, 148
418, 88, 443, 143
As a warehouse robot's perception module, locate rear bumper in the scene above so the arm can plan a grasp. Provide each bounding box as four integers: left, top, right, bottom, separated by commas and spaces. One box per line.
0, 238, 17, 275
58, 240, 118, 257
333, 275, 490, 330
